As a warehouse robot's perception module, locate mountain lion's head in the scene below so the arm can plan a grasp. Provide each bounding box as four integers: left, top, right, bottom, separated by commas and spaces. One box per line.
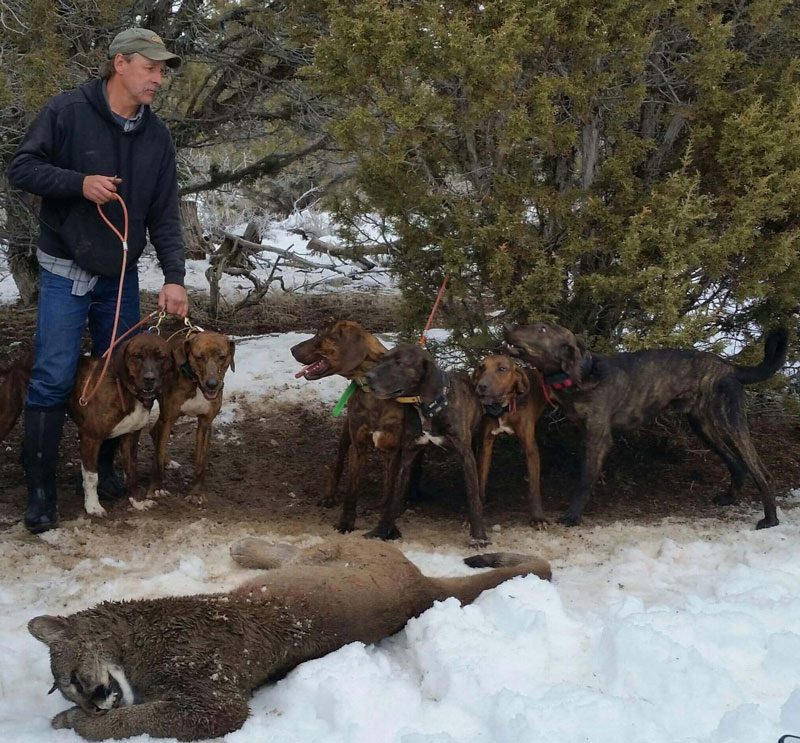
28, 615, 132, 716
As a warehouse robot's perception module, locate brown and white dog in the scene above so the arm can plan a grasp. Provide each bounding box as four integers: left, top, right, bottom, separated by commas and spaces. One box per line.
148, 330, 235, 504
473, 354, 549, 527
68, 333, 172, 516
365, 344, 487, 545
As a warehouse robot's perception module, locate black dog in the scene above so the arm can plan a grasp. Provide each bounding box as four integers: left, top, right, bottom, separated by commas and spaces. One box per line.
364, 344, 487, 545
504, 322, 788, 529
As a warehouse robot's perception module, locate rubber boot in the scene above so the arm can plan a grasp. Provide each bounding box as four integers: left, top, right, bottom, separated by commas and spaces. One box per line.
22, 406, 65, 534
97, 438, 127, 500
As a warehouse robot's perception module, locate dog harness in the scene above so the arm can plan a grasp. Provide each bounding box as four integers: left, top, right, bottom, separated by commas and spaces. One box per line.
395, 369, 450, 418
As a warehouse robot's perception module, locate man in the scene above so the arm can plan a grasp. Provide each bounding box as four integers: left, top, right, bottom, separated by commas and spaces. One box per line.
7, 28, 189, 534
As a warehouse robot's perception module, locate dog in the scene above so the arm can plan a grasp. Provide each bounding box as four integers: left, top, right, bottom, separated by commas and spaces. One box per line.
148, 330, 235, 505
291, 320, 407, 532
504, 322, 789, 529
0, 350, 33, 443
473, 354, 549, 527
365, 343, 487, 544
68, 333, 172, 516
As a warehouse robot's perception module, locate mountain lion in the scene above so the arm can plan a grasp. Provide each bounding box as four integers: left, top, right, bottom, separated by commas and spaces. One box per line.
29, 537, 551, 741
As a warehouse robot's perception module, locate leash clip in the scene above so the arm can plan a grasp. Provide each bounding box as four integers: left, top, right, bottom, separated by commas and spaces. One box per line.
184, 316, 205, 336
148, 309, 168, 335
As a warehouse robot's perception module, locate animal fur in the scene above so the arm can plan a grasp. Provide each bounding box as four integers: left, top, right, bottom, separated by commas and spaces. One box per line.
473, 354, 549, 526
291, 320, 408, 532
68, 333, 172, 516
148, 330, 235, 505
0, 350, 33, 442
504, 322, 788, 529
365, 343, 487, 544
29, 537, 551, 741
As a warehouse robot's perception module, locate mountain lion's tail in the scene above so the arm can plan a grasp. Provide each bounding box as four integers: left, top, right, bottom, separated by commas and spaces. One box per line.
430, 552, 551, 605
733, 328, 788, 385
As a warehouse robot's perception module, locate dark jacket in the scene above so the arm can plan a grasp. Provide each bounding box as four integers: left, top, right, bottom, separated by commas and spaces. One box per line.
7, 78, 184, 285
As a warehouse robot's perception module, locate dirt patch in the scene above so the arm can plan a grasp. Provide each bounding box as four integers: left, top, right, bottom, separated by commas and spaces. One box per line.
1, 300, 799, 543
1, 392, 798, 542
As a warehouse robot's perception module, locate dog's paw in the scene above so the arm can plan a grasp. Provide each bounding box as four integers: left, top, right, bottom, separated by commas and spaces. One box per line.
230, 538, 297, 569
85, 502, 107, 518
530, 517, 550, 531
147, 488, 170, 499
318, 495, 339, 508
129, 497, 156, 511
557, 513, 581, 527
363, 525, 402, 541
52, 707, 82, 730
186, 492, 207, 507
469, 535, 490, 549
336, 521, 355, 534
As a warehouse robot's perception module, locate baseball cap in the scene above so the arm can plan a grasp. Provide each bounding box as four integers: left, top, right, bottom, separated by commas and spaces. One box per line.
108, 28, 181, 69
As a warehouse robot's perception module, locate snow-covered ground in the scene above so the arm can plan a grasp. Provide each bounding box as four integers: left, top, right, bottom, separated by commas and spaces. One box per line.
2, 226, 800, 743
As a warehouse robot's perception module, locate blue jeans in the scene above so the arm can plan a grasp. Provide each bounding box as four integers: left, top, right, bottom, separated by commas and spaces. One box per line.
26, 267, 142, 408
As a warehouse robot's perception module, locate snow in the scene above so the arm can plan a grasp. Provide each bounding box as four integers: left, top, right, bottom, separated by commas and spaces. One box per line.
2, 223, 800, 743
3, 513, 800, 742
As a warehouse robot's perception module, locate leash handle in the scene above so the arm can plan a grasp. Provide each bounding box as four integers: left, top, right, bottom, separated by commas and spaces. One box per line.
419, 274, 448, 346
96, 192, 129, 248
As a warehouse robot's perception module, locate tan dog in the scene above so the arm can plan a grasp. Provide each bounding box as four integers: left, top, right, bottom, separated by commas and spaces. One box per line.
68, 333, 172, 516
291, 320, 406, 533
148, 330, 235, 504
473, 354, 549, 527
0, 350, 33, 443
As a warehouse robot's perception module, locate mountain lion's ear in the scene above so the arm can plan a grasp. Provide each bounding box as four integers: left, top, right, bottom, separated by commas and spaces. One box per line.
28, 615, 69, 646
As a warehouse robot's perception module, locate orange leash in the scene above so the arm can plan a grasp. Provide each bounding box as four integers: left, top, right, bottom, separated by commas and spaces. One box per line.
419, 274, 448, 345
79, 195, 130, 407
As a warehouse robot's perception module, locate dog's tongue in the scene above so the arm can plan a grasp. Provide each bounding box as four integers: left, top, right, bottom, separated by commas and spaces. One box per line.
295, 360, 325, 378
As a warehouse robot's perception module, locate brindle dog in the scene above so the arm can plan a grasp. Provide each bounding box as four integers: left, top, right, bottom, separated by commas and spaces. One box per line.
68, 333, 173, 517
504, 322, 788, 529
0, 350, 33, 443
148, 331, 235, 505
473, 354, 549, 527
365, 343, 487, 545
291, 320, 407, 533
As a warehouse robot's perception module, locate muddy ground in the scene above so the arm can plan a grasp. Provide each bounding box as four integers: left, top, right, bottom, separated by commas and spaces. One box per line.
1, 295, 799, 551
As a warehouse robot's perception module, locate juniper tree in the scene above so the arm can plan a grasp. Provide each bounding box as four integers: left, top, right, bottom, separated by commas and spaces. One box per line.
312, 0, 800, 357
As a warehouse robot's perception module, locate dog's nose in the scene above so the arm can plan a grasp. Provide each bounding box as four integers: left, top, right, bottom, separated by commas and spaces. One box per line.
206, 379, 219, 391
477, 382, 487, 393
364, 371, 376, 387
143, 372, 156, 387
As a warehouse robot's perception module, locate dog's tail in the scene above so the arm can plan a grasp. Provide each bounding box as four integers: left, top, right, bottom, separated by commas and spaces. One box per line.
429, 552, 551, 605
733, 327, 789, 385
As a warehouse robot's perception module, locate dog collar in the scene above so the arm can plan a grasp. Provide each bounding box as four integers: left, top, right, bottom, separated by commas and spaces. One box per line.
543, 372, 574, 390
395, 370, 450, 418
181, 360, 199, 382
482, 401, 507, 418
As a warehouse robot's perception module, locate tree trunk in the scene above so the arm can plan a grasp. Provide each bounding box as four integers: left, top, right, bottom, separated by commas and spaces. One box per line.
4, 191, 40, 307
180, 199, 208, 260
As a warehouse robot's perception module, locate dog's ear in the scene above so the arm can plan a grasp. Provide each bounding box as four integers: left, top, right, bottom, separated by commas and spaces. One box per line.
471, 362, 483, 387
172, 337, 190, 369
559, 340, 583, 385
513, 365, 530, 396
337, 327, 369, 375
113, 340, 131, 382
228, 339, 236, 372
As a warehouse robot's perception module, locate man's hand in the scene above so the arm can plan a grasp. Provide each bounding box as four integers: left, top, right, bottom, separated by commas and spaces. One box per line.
158, 283, 189, 318
83, 175, 122, 204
